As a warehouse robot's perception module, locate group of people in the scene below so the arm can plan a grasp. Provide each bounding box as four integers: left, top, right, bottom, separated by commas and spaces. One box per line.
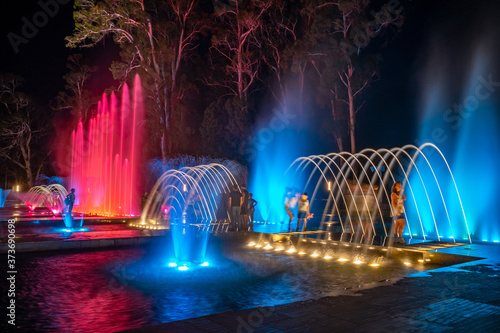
228, 184, 258, 232
284, 188, 314, 232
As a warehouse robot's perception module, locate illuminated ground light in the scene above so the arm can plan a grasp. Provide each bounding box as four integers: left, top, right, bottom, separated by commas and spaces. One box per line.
168, 262, 178, 267
298, 251, 306, 255
404, 262, 411, 266
263, 244, 273, 250
353, 260, 363, 265
311, 252, 319, 258
178, 266, 189, 271
494, 240, 499, 243
324, 255, 332, 260
369, 263, 380, 267
274, 247, 284, 252
338, 258, 349, 262
255, 244, 262, 248
286, 248, 296, 253
418, 259, 424, 263
248, 242, 256, 247
201, 262, 209, 267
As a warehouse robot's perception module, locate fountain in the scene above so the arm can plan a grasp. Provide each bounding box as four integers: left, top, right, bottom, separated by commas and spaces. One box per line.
62, 74, 145, 217
138, 161, 246, 266
0, 188, 11, 208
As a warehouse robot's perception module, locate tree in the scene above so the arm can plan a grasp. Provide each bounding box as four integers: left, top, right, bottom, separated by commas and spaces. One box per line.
332, 0, 404, 153
54, 54, 98, 122
0, 76, 47, 188
66, 0, 206, 158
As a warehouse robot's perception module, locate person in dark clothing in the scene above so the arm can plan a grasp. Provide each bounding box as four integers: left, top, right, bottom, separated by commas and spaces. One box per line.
228, 185, 242, 231
65, 188, 76, 216
240, 184, 249, 231
247, 193, 258, 232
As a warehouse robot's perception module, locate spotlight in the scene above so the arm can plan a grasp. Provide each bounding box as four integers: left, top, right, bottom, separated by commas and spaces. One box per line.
311, 252, 319, 258
298, 252, 306, 255
353, 260, 363, 265
201, 262, 209, 267
168, 262, 177, 267
338, 258, 348, 262
286, 248, 296, 253
369, 263, 380, 267
324, 255, 332, 260
248, 242, 256, 247
263, 244, 273, 250
404, 262, 411, 266
178, 266, 189, 271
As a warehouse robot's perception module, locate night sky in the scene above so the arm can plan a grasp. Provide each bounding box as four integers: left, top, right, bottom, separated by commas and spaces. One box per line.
1, 0, 500, 152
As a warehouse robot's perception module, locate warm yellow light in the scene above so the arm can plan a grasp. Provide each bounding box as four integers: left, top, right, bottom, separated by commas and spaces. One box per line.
248, 242, 256, 247
404, 262, 411, 266
311, 252, 319, 258
286, 248, 296, 253
263, 244, 273, 250
369, 263, 380, 267
353, 260, 363, 265
324, 255, 332, 260
16, 185, 20, 192
328, 181, 331, 191
425, 259, 431, 262
274, 247, 284, 251
418, 259, 424, 263
338, 258, 348, 262
298, 251, 306, 255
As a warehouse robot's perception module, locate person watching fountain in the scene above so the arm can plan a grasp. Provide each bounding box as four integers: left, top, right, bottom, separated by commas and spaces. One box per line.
391, 182, 407, 244
65, 188, 76, 216
285, 190, 300, 232
247, 193, 258, 232
297, 192, 312, 232
228, 185, 242, 231
240, 184, 249, 231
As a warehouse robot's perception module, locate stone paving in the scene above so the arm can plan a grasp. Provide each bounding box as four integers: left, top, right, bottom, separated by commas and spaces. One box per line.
124, 262, 500, 333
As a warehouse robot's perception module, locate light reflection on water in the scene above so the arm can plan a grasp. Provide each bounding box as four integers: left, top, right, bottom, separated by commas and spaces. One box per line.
1, 244, 423, 332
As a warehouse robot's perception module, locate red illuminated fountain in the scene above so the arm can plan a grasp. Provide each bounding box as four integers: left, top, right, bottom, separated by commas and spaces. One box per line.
69, 75, 144, 216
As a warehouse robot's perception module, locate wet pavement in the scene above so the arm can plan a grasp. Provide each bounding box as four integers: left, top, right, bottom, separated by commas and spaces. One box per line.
124, 243, 500, 333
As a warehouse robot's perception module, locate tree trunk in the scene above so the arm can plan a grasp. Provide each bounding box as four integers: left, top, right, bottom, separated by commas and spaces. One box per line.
347, 68, 356, 154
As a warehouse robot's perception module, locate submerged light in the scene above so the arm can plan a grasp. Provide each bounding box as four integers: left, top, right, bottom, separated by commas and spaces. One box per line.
178, 266, 189, 271
286, 248, 296, 253
369, 263, 380, 267
298, 252, 306, 255
248, 242, 256, 247
201, 262, 209, 267
311, 252, 319, 258
353, 260, 363, 265
338, 258, 348, 262
324, 255, 332, 260
263, 244, 273, 250
168, 262, 177, 267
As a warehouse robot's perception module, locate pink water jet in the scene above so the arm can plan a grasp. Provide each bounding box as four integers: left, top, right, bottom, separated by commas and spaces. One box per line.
69, 75, 144, 216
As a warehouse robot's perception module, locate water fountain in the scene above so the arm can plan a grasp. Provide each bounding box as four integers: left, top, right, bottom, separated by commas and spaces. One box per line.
251, 143, 488, 244
138, 161, 246, 267
0, 188, 11, 208
23, 185, 68, 216
64, 74, 144, 217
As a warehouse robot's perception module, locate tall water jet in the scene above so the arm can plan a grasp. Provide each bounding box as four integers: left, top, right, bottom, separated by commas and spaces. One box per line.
67, 74, 144, 216
0, 189, 11, 208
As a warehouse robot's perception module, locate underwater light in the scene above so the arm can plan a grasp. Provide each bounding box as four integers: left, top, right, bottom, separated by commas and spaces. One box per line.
482, 239, 488, 242
286, 248, 296, 253
298, 252, 306, 255
369, 263, 380, 267
324, 255, 332, 260
178, 266, 189, 271
494, 240, 499, 243
248, 242, 256, 247
418, 259, 424, 263
274, 247, 284, 251
168, 262, 177, 267
263, 244, 273, 250
353, 260, 363, 265
62, 229, 72, 232
404, 262, 411, 266
311, 253, 319, 258
201, 262, 209, 267
255, 244, 262, 248
338, 258, 348, 262
449, 236, 454, 239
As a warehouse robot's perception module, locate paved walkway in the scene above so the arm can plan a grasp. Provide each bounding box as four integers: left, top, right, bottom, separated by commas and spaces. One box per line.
124, 260, 500, 332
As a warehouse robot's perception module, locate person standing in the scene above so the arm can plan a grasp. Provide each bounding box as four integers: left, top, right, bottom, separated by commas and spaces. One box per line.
240, 184, 249, 231
65, 188, 76, 216
286, 190, 300, 232
247, 193, 258, 232
141, 192, 148, 213
228, 185, 242, 231
391, 182, 406, 244
297, 192, 312, 232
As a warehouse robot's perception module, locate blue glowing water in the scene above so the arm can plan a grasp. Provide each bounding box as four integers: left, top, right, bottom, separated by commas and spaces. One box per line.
415, 50, 500, 243
0, 189, 11, 208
